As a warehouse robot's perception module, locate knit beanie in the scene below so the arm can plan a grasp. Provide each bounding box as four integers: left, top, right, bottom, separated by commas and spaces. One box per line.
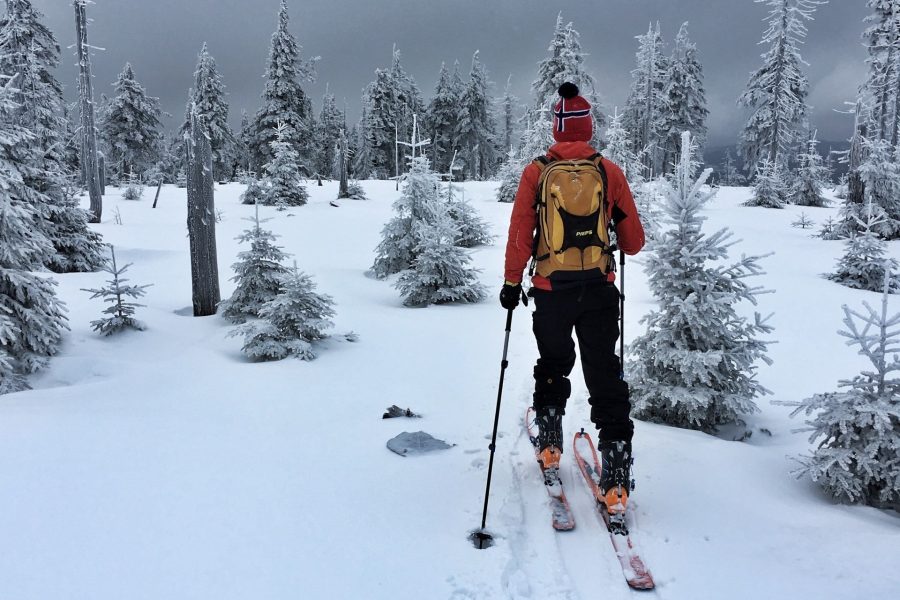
552, 82, 593, 143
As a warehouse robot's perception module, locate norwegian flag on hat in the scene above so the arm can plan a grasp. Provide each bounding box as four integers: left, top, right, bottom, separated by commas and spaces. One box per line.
552, 82, 593, 143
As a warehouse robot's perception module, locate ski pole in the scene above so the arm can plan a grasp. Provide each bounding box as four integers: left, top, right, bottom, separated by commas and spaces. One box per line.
472, 307, 514, 549
619, 250, 625, 378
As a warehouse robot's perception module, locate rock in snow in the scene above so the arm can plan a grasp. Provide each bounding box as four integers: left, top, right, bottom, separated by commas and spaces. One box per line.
386, 431, 453, 456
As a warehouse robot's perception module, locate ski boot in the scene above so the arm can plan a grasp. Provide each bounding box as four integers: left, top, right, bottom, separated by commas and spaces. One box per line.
599, 440, 634, 534
535, 407, 564, 475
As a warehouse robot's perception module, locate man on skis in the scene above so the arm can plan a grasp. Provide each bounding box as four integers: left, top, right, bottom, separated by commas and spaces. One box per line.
500, 82, 645, 514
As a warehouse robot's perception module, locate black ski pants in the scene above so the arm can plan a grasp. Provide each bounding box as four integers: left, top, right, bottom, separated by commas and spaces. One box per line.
530, 282, 633, 443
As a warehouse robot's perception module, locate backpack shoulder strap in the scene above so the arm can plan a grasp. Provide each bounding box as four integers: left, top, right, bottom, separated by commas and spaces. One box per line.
532, 154, 554, 174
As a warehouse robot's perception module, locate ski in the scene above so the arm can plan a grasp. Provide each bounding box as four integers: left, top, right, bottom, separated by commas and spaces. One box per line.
525, 407, 576, 531
573, 429, 655, 591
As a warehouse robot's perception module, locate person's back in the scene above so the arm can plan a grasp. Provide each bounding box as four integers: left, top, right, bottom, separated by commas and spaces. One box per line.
500, 82, 645, 516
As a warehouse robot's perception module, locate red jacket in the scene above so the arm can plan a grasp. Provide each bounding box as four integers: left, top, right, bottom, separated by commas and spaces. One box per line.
504, 141, 645, 290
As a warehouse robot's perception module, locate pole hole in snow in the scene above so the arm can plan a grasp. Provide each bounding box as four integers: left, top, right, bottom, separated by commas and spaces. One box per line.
469, 530, 494, 549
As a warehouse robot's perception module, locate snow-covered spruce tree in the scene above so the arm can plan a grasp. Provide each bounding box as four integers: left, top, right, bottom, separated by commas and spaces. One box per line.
425, 62, 461, 174
862, 0, 900, 143
604, 107, 661, 238
790, 132, 831, 207
315, 89, 343, 179
372, 156, 431, 277
351, 102, 375, 179
623, 22, 669, 177
0, 78, 68, 392
394, 157, 486, 307
499, 75, 518, 154
101, 63, 164, 178
220, 206, 290, 323
495, 105, 553, 203
232, 262, 335, 361
237, 109, 254, 174
661, 22, 709, 172
0, 321, 26, 395
50, 175, 104, 272
250, 0, 317, 169
787, 273, 900, 508
628, 132, 774, 432
81, 245, 151, 335
532, 14, 606, 141
180, 44, 235, 181
738, 0, 824, 171
720, 149, 747, 186
262, 123, 308, 209
746, 158, 787, 208
0, 0, 104, 273
457, 51, 500, 179
357, 48, 423, 180
358, 69, 397, 179
827, 203, 900, 292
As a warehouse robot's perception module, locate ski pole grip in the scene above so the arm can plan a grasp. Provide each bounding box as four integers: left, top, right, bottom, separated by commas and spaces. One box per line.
504, 308, 513, 332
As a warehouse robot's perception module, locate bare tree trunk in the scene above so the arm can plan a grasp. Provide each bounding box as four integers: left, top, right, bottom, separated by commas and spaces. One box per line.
152, 179, 163, 208
848, 99, 866, 206
187, 108, 220, 317
74, 0, 102, 223
98, 152, 106, 195
338, 129, 349, 198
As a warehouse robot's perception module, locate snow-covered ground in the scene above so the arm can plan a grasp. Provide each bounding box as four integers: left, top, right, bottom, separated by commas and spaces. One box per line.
1, 180, 898, 599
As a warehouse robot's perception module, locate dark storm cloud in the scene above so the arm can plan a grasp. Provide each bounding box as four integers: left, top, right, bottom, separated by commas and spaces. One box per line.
33, 0, 867, 147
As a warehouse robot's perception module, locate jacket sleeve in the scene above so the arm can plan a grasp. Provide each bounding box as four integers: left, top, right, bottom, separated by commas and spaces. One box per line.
503, 162, 541, 283
603, 159, 645, 256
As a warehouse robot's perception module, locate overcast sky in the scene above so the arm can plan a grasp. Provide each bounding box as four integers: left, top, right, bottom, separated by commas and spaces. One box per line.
32, 0, 869, 147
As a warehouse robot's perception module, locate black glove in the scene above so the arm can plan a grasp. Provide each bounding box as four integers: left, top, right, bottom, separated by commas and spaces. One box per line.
499, 282, 523, 310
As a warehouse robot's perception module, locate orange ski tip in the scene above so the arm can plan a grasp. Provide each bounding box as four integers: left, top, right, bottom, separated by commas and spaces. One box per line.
538, 446, 562, 469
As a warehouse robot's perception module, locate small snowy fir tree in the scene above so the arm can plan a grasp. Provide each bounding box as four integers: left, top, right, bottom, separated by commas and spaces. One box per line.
220, 206, 290, 323
789, 132, 831, 207
233, 262, 335, 361
395, 161, 487, 307
720, 149, 747, 186
827, 202, 900, 293
262, 123, 308, 208
344, 181, 367, 200
746, 159, 786, 208
791, 212, 815, 229
372, 156, 437, 277
445, 179, 492, 248
787, 273, 900, 509
122, 170, 144, 200
818, 216, 842, 240
81, 246, 151, 335
240, 176, 268, 205
628, 132, 774, 432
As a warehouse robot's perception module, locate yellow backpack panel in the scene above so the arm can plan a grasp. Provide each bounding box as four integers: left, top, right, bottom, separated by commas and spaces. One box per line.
532, 154, 613, 280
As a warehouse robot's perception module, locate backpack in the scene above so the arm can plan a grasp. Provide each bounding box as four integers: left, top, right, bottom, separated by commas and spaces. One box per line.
530, 153, 615, 282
